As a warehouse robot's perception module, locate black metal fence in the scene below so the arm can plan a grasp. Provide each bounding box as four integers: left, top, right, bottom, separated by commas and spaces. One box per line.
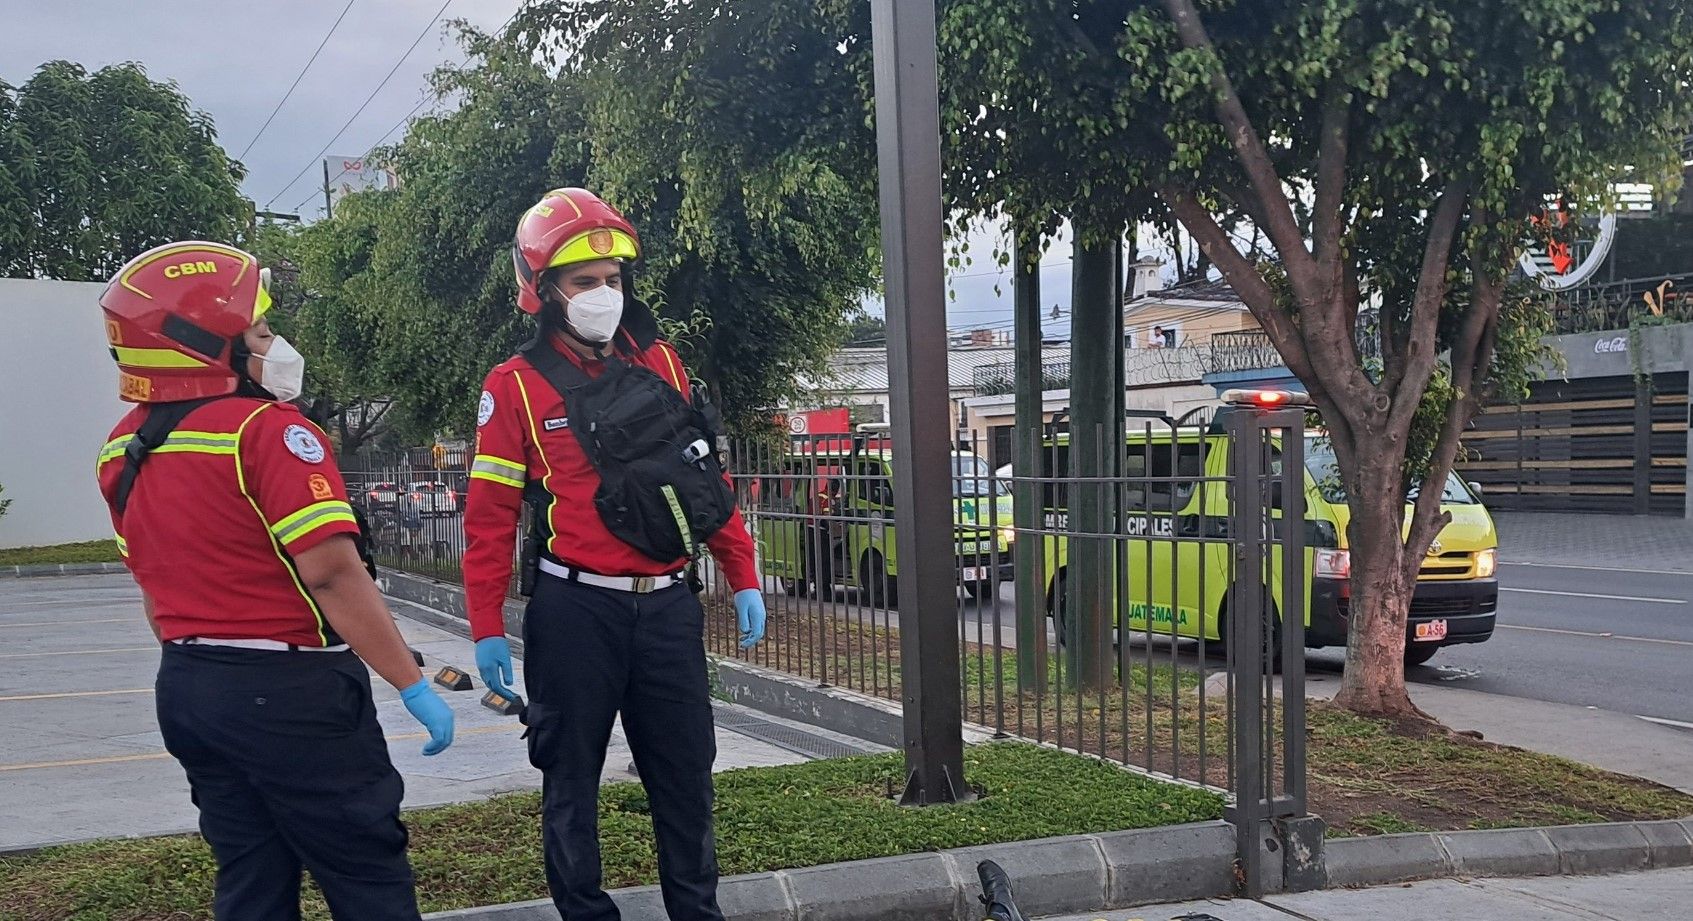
1546, 272, 1693, 334
352, 406, 1307, 894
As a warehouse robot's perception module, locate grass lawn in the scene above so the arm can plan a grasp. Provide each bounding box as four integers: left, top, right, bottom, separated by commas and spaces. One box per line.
706, 603, 1693, 838
0, 540, 122, 566
0, 741, 1224, 921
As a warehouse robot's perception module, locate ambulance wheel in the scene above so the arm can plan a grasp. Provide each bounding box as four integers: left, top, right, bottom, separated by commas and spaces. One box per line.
1216, 590, 1284, 669
861, 552, 898, 608
778, 576, 805, 596
1045, 569, 1070, 647
963, 580, 996, 601
1403, 644, 1440, 667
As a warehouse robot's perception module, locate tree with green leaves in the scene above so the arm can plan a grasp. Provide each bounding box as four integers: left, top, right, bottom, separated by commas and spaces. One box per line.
0, 61, 247, 280
515, 0, 883, 430
1129, 0, 1690, 717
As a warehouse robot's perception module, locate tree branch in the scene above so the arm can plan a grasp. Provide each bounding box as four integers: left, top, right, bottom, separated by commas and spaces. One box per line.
1311, 87, 1350, 287
1402, 265, 1505, 572
1384, 180, 1469, 434
1159, 0, 1319, 293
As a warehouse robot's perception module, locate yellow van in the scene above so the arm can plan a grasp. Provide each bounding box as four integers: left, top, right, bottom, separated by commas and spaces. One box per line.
1042, 395, 1498, 665
752, 432, 1014, 604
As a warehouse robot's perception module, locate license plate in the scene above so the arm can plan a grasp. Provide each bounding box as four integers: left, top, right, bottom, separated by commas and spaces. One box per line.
1414, 619, 1448, 642
960, 566, 986, 582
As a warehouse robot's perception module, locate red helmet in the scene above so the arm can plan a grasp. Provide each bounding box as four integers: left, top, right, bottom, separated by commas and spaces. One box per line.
511, 187, 640, 314
100, 241, 272, 403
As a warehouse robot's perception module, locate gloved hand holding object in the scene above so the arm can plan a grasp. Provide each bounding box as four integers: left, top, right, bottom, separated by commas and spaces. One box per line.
476, 636, 519, 701
735, 588, 766, 649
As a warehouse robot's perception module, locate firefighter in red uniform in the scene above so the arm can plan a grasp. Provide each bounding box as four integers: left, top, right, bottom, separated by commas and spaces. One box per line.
95, 241, 455, 921
463, 188, 766, 921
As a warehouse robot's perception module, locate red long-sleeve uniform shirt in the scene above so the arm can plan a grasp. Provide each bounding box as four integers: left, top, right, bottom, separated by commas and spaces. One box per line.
462, 332, 758, 640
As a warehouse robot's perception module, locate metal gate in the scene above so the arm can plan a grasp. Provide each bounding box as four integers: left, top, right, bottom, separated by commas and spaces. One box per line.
1461, 372, 1689, 515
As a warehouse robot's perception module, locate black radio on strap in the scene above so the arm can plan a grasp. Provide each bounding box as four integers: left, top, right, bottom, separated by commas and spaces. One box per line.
112, 397, 227, 517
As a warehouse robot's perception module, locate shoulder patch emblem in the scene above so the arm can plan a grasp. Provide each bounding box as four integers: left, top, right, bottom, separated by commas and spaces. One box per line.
478, 391, 495, 427
283, 424, 326, 464
309, 473, 334, 500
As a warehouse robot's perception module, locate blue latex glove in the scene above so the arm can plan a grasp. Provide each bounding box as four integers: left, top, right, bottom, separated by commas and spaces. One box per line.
734, 589, 767, 649
399, 679, 455, 756
475, 636, 518, 702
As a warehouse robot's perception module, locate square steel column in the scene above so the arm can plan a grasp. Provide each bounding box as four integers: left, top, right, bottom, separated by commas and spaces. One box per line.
870, 0, 971, 804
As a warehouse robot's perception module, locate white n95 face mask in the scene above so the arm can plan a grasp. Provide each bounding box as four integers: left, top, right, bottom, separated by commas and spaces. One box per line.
564, 284, 625, 344
258, 335, 306, 402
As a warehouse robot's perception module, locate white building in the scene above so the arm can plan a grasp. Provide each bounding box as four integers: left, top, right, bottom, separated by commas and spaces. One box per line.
0, 279, 128, 548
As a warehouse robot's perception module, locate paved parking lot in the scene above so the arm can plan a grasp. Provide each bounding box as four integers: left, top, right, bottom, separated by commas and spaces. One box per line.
0, 573, 816, 851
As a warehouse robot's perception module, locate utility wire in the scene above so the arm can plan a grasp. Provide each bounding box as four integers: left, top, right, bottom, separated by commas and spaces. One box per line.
237, 0, 359, 162
265, 0, 459, 209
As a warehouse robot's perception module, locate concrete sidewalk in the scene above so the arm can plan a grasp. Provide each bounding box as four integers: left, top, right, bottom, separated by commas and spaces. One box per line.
1494, 511, 1693, 572
1037, 866, 1693, 920
0, 574, 877, 852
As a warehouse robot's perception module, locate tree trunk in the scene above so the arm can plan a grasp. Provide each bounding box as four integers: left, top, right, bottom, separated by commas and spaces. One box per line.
1331, 454, 1426, 719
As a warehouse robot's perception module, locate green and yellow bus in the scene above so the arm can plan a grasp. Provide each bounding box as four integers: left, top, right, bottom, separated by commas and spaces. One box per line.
753, 431, 1015, 604
1042, 392, 1499, 665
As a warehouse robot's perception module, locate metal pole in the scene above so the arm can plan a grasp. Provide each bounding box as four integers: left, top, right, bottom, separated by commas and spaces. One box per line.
1013, 226, 1045, 683
1227, 407, 1266, 898
870, 0, 971, 805
323, 159, 335, 220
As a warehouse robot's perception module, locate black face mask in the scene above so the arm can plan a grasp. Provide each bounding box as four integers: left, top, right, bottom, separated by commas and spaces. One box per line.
228, 337, 275, 399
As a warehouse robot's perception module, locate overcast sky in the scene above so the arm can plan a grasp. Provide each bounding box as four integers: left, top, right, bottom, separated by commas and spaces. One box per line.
3, 0, 1198, 341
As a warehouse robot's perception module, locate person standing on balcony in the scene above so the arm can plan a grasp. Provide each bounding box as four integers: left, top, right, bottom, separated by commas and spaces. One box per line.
95, 240, 454, 920
462, 188, 766, 921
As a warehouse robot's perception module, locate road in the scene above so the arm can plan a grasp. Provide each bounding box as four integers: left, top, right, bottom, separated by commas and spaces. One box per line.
767, 559, 1693, 727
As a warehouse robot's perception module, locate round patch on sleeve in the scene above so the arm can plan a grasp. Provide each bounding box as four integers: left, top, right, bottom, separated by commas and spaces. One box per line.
477, 390, 495, 427
283, 424, 326, 464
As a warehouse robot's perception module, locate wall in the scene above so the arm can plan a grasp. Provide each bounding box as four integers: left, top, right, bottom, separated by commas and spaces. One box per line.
1125, 305, 1257, 348
0, 279, 128, 548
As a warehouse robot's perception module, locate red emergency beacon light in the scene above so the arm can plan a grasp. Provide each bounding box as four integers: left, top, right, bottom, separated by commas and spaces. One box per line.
1221, 388, 1312, 408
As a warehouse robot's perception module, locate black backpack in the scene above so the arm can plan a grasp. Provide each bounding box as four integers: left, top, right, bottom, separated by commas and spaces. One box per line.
519, 338, 735, 564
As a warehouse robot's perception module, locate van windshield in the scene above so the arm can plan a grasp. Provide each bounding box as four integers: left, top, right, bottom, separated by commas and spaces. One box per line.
954, 455, 1008, 497
1302, 440, 1477, 505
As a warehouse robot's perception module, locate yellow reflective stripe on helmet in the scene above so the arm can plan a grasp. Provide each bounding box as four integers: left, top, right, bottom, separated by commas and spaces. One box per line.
271, 500, 357, 547
253, 280, 273, 320
546, 229, 639, 269
470, 454, 525, 489
112, 346, 209, 369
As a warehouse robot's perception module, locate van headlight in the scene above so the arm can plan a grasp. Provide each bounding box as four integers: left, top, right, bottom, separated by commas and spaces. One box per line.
1314, 548, 1350, 579
1475, 548, 1497, 578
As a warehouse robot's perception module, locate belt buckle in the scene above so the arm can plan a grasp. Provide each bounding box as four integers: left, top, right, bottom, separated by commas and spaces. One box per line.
632, 576, 656, 593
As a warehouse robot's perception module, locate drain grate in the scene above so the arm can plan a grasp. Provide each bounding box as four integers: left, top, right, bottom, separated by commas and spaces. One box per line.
711, 705, 881, 761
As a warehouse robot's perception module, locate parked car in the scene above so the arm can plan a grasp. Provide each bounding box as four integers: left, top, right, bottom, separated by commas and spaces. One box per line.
364, 481, 401, 509
406, 481, 459, 517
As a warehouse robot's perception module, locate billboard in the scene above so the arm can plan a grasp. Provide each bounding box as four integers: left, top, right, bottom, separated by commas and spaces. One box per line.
325, 154, 399, 211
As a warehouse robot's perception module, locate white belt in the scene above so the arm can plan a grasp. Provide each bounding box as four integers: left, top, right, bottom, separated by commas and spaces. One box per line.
538, 558, 685, 594
171, 637, 351, 653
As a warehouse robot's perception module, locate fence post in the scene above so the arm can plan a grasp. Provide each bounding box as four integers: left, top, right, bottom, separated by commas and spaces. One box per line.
1225, 407, 1267, 897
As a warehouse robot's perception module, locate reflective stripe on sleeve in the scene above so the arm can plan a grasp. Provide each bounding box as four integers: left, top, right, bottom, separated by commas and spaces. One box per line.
99, 431, 239, 465
271, 500, 358, 547
114, 533, 129, 558
470, 454, 526, 489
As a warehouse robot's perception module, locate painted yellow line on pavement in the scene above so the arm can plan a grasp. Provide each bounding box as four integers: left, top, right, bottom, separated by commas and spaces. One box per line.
0, 688, 154, 703
0, 646, 156, 659
0, 725, 518, 773
0, 618, 133, 629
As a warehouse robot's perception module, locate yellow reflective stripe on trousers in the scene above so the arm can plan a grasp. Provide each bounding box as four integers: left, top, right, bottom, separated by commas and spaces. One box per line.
661, 485, 696, 556
271, 500, 357, 546
470, 454, 525, 489
99, 431, 239, 465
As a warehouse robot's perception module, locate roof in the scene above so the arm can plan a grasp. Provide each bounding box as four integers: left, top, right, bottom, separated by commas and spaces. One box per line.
801, 345, 1073, 395
1122, 277, 1248, 315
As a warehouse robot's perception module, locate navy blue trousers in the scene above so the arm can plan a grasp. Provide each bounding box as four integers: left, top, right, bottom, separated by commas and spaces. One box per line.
156, 643, 419, 921
521, 575, 722, 921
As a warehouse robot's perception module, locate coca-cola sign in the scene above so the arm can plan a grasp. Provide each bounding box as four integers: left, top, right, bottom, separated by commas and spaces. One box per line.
1594, 336, 1628, 355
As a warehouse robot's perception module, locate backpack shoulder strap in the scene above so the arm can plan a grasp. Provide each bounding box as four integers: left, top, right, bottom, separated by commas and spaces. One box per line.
517, 337, 593, 398
112, 397, 225, 517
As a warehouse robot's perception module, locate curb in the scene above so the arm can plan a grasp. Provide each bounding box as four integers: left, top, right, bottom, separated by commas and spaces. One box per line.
423, 822, 1238, 921
0, 562, 127, 578
1321, 819, 1693, 889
